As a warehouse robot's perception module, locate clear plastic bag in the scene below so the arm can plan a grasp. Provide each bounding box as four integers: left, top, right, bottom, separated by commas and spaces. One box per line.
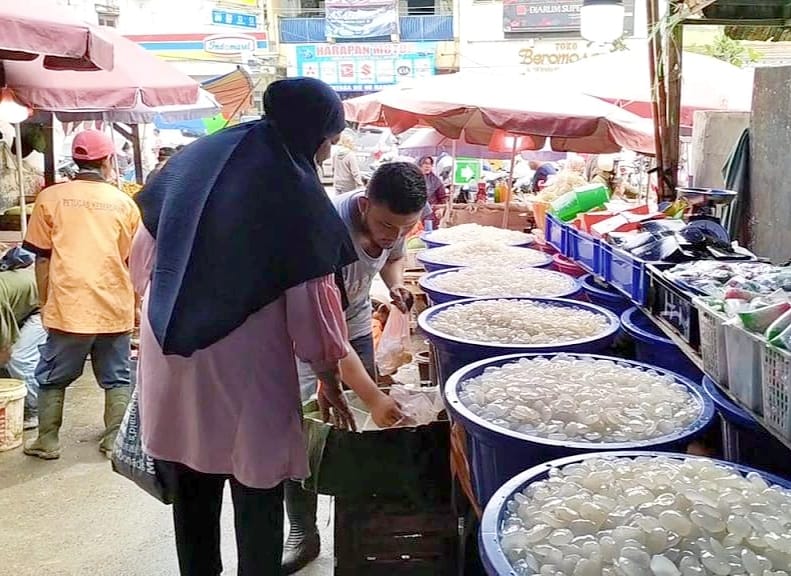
375, 306, 412, 376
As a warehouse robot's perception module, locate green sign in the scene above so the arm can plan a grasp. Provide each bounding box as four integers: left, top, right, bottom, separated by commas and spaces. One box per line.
453, 158, 482, 185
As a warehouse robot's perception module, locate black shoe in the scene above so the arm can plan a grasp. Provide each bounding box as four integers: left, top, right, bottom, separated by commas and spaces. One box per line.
282, 480, 320, 574
282, 529, 320, 574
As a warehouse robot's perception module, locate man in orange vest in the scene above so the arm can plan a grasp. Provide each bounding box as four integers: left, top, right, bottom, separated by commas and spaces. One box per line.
22, 130, 140, 460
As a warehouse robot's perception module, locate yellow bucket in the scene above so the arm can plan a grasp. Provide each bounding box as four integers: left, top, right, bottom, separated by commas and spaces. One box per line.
0, 379, 26, 451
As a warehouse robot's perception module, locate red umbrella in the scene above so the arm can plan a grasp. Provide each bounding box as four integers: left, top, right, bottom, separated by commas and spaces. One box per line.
2, 28, 199, 111
343, 73, 655, 155
0, 0, 114, 71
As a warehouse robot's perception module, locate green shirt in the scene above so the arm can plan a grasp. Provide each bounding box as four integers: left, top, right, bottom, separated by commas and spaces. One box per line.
0, 269, 39, 350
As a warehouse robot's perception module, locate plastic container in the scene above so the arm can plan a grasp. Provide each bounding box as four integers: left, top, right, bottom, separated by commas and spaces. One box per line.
418, 297, 620, 387
549, 183, 609, 222
648, 263, 700, 347
724, 322, 764, 413
600, 243, 651, 305
0, 378, 26, 452
479, 451, 790, 576
694, 298, 729, 388
420, 231, 534, 250
567, 227, 601, 274
418, 267, 582, 306
702, 377, 790, 476
544, 212, 568, 253
445, 356, 715, 504
416, 246, 552, 274
762, 345, 791, 443
580, 274, 631, 315
552, 254, 585, 278
621, 307, 703, 383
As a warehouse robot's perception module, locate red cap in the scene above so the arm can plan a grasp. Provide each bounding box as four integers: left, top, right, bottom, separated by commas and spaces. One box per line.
72, 130, 115, 161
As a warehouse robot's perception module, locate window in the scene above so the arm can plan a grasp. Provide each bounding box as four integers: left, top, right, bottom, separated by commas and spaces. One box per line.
95, 3, 120, 27
97, 13, 119, 27
406, 0, 436, 15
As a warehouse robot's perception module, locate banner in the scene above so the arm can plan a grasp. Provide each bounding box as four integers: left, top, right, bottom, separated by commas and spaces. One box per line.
295, 43, 435, 92
325, 0, 398, 40
503, 0, 635, 35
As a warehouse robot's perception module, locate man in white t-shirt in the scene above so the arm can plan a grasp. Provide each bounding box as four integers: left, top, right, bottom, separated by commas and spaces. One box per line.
284, 162, 427, 574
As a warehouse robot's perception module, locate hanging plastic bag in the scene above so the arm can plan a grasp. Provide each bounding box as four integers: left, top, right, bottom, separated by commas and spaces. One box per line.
375, 306, 412, 376
111, 388, 172, 504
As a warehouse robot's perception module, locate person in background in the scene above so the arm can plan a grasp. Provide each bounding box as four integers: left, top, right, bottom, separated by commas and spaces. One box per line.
418, 156, 447, 228
0, 264, 46, 430
146, 146, 176, 184
333, 132, 363, 194
22, 130, 140, 460
589, 154, 639, 199
132, 78, 364, 575
529, 160, 558, 192
286, 161, 427, 574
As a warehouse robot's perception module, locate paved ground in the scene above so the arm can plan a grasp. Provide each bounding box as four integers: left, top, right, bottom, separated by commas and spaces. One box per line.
0, 372, 334, 576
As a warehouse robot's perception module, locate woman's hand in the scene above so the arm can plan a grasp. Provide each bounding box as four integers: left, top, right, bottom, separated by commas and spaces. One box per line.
316, 368, 356, 432
369, 391, 405, 428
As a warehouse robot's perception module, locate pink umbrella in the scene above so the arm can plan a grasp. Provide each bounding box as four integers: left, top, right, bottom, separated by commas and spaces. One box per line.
3, 28, 199, 111
343, 73, 655, 155
553, 50, 754, 126
0, 1, 114, 70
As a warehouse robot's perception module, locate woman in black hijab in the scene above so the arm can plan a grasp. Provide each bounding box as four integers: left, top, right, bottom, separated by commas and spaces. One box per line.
132, 78, 358, 575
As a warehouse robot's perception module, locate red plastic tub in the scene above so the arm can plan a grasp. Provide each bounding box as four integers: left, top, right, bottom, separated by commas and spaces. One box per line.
552, 254, 585, 278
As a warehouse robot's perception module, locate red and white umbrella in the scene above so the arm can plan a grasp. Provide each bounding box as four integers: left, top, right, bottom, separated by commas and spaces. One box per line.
0, 0, 114, 70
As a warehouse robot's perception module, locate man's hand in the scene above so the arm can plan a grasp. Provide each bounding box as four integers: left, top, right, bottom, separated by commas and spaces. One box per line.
0, 348, 11, 366
369, 392, 405, 428
316, 368, 357, 432
389, 285, 414, 314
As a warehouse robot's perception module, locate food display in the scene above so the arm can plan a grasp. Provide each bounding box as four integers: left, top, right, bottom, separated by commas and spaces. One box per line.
424, 266, 578, 298
533, 172, 588, 203
458, 356, 700, 442
120, 182, 143, 197
427, 299, 610, 345
421, 241, 550, 268
499, 455, 791, 575
666, 261, 791, 297
425, 223, 533, 246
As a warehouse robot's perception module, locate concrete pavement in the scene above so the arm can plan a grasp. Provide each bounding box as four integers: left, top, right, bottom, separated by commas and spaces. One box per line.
0, 372, 334, 576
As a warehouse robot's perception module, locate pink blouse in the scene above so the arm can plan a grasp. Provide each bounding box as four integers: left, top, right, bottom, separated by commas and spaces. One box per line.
130, 228, 348, 489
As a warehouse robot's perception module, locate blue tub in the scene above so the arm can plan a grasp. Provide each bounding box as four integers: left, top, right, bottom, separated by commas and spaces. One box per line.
417, 246, 552, 273
480, 451, 791, 576
445, 355, 715, 504
702, 377, 791, 478
420, 231, 534, 251
418, 267, 582, 307
621, 307, 703, 382
419, 297, 620, 386
580, 274, 631, 315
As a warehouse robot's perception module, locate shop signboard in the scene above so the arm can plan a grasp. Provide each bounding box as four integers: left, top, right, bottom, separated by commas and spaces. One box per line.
325, 0, 399, 40
223, 0, 258, 6
211, 10, 258, 30
454, 158, 482, 186
295, 43, 435, 92
503, 0, 635, 36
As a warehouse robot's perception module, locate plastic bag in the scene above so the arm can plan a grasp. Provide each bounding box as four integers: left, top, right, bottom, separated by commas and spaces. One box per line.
375, 306, 412, 376
111, 388, 172, 504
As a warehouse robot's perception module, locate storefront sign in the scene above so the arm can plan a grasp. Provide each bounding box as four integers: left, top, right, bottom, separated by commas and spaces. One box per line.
325, 0, 399, 40
203, 34, 257, 55
223, 0, 258, 6
503, 0, 635, 36
517, 40, 608, 73
128, 33, 268, 61
454, 158, 482, 185
295, 43, 435, 92
211, 10, 258, 30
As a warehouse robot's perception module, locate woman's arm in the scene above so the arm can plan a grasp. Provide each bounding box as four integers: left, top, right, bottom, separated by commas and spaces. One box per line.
339, 345, 403, 427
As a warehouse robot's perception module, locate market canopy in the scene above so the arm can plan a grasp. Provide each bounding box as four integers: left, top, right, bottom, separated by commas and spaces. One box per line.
343, 73, 655, 155
2, 28, 200, 112
553, 49, 754, 126
0, 0, 114, 71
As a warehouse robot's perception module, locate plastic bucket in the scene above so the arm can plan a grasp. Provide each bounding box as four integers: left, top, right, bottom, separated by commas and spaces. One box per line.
552, 254, 585, 278
530, 201, 550, 232
580, 274, 631, 315
420, 231, 534, 250
0, 379, 26, 451
417, 246, 552, 274
418, 297, 620, 388
702, 376, 791, 478
418, 267, 582, 307
445, 355, 715, 504
479, 451, 791, 576
621, 307, 703, 382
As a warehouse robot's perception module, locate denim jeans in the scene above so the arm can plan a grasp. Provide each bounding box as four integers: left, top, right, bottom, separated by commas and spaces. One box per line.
35, 330, 131, 391
296, 333, 375, 402
6, 313, 47, 413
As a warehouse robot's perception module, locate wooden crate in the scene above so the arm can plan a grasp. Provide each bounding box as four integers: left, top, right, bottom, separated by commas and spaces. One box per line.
334, 495, 459, 576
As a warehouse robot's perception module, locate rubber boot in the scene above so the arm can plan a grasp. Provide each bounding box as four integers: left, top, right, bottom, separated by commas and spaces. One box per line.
282, 480, 320, 575
99, 386, 131, 457
23, 388, 65, 460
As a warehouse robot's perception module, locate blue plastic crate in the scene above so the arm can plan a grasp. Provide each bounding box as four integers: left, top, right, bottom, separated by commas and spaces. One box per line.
568, 228, 601, 274
545, 212, 569, 254
600, 243, 650, 305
